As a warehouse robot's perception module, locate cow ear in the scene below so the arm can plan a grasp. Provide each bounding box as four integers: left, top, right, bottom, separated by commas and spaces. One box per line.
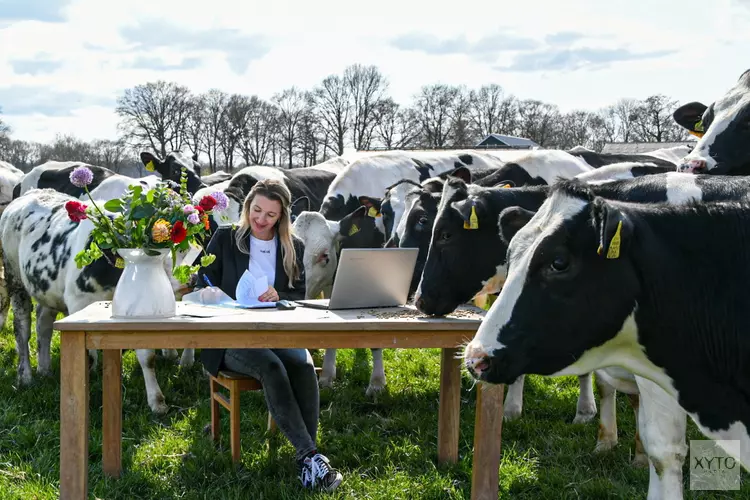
592, 198, 633, 259
358, 196, 382, 217
140, 152, 164, 173
498, 206, 536, 244
449, 166, 472, 184
673, 101, 708, 137
290, 196, 310, 218
451, 197, 483, 230
339, 205, 368, 237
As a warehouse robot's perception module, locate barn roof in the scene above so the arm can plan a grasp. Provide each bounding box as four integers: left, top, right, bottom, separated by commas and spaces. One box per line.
476, 134, 540, 148
600, 141, 696, 154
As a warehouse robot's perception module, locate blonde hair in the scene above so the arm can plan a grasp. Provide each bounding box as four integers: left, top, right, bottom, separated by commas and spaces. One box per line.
235, 179, 300, 287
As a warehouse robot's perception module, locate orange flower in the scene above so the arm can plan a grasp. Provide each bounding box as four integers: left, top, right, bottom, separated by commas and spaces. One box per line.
152, 219, 171, 243
202, 213, 210, 230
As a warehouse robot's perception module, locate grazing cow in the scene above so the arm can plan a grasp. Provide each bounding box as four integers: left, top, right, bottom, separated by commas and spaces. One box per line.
222, 166, 337, 223
200, 170, 233, 186
566, 149, 679, 169
0, 188, 196, 414
674, 69, 750, 175
292, 209, 387, 395
464, 180, 750, 496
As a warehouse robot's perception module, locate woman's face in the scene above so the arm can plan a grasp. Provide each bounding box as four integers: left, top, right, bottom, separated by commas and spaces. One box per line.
248, 194, 282, 239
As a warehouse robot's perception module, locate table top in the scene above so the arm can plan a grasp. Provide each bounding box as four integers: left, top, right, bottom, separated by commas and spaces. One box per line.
53, 301, 487, 332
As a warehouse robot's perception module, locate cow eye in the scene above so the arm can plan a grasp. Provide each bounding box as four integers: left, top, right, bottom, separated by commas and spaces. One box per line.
549, 254, 570, 272
418, 216, 428, 226
440, 231, 451, 241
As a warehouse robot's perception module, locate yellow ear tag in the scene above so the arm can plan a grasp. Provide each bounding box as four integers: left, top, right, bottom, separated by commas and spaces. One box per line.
368, 207, 378, 217
348, 223, 360, 236
606, 220, 622, 259
463, 204, 479, 230
694, 119, 704, 132
689, 130, 705, 138
145, 160, 155, 172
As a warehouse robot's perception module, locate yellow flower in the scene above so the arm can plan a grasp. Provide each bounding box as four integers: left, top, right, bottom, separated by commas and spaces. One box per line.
115, 258, 124, 269
152, 219, 171, 243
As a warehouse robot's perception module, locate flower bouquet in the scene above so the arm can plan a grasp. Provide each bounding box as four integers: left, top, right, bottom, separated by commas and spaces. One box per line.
64, 164, 228, 318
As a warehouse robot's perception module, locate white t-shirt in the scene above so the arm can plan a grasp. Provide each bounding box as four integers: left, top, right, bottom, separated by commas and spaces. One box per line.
249, 234, 278, 288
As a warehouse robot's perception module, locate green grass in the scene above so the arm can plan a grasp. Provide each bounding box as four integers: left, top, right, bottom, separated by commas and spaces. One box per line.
0, 307, 746, 499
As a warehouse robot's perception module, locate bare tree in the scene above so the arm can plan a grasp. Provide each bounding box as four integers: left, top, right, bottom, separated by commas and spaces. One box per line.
516, 99, 560, 147
5, 140, 41, 171
556, 110, 599, 150
469, 84, 506, 138
218, 94, 254, 170
200, 89, 229, 171
611, 98, 640, 143
38, 134, 97, 164
273, 87, 308, 168
238, 98, 278, 166
345, 64, 388, 150
183, 96, 207, 160
373, 99, 419, 149
449, 86, 474, 146
313, 74, 350, 156
90, 139, 129, 172
115, 80, 192, 157
413, 84, 460, 148
0, 112, 11, 158
633, 94, 690, 143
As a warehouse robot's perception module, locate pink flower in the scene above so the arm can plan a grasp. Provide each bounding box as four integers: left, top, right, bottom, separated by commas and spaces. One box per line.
187, 212, 200, 225
69, 166, 93, 188
183, 204, 197, 215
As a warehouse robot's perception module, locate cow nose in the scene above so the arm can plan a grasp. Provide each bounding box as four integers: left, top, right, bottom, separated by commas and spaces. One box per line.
678, 159, 707, 173
464, 343, 491, 376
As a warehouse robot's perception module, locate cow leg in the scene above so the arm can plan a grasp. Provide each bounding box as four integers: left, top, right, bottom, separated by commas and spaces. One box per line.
136, 349, 168, 414
35, 305, 57, 377
503, 375, 524, 421
9, 277, 33, 386
0, 266, 9, 330
179, 348, 194, 368
593, 372, 618, 453
635, 376, 687, 500
627, 393, 649, 467
365, 348, 386, 396
320, 348, 337, 388
572, 372, 597, 423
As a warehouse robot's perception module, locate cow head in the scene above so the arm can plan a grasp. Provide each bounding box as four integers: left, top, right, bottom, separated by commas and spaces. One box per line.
140, 151, 206, 196
674, 69, 750, 175
380, 179, 422, 239
290, 196, 310, 223
337, 205, 386, 250
292, 211, 340, 299
414, 177, 547, 316
463, 179, 639, 385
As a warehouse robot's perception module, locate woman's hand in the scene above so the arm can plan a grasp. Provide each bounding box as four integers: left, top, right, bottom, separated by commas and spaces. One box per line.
258, 286, 279, 302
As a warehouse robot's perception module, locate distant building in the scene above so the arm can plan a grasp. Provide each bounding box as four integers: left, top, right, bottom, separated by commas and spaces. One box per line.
601, 141, 696, 155
475, 134, 539, 149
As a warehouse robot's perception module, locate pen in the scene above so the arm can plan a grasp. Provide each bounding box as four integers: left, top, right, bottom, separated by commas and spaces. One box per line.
203, 275, 214, 287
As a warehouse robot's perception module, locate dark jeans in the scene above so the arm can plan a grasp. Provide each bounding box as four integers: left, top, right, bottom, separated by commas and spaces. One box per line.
222, 348, 319, 460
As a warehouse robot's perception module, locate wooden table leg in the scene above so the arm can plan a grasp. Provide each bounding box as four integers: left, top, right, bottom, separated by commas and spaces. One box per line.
60, 331, 89, 500
437, 347, 461, 464
471, 382, 505, 500
102, 349, 122, 477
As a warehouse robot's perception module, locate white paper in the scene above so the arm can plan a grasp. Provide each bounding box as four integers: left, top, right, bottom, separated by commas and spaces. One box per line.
236, 269, 274, 308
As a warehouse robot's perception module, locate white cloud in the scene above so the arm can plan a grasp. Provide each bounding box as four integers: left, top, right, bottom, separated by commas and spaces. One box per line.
0, 0, 746, 143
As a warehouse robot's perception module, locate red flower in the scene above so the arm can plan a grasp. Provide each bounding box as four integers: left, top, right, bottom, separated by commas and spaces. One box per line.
170, 220, 187, 244
198, 195, 217, 212
65, 200, 88, 222
194, 205, 204, 214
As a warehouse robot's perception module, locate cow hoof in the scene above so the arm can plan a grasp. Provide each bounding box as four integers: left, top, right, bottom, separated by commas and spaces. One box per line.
16, 370, 32, 387
179, 351, 195, 368
593, 439, 617, 454
572, 409, 597, 424
365, 383, 385, 397
632, 453, 649, 468
503, 404, 522, 421
37, 366, 51, 377
319, 376, 334, 389
149, 399, 169, 415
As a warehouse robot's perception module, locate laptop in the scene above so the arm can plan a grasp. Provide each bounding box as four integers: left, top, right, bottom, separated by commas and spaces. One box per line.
296, 248, 419, 310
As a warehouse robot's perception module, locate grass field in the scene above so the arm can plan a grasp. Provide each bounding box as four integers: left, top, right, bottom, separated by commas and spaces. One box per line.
0, 307, 746, 499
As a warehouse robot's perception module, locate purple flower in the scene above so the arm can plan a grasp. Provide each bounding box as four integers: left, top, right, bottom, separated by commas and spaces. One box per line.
187, 212, 200, 225
69, 166, 94, 188
211, 191, 229, 212
182, 204, 197, 215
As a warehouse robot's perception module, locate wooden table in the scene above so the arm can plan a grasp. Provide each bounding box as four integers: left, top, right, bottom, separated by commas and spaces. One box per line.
54, 301, 505, 500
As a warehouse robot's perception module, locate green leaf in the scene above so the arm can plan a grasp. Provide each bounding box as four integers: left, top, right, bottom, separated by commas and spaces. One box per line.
131, 205, 156, 219
103, 199, 124, 212
146, 189, 154, 203
200, 254, 216, 267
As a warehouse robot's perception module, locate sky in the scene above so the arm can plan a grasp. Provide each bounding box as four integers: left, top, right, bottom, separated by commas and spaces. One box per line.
0, 0, 748, 144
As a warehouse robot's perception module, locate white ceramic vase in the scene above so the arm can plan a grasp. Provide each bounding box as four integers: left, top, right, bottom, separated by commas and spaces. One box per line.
111, 248, 176, 319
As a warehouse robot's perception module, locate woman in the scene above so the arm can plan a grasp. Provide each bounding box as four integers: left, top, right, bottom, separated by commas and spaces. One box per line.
197, 179, 343, 492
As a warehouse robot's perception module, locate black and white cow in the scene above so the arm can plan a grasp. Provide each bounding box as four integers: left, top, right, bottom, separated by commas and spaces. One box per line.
674, 69, 750, 175
221, 165, 337, 223
463, 179, 750, 495
15, 161, 117, 199
0, 160, 23, 211
200, 170, 233, 186
292, 208, 388, 395
140, 151, 207, 195
0, 188, 196, 414
574, 162, 676, 184
566, 148, 681, 169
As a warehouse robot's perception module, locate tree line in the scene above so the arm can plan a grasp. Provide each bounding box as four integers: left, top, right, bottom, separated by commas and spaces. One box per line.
0, 63, 691, 174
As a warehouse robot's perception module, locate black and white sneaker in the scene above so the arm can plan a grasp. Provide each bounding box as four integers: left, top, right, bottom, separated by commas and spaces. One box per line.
298, 453, 343, 491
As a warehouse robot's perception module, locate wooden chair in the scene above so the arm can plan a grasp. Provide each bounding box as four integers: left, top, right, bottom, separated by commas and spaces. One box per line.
209, 366, 322, 463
